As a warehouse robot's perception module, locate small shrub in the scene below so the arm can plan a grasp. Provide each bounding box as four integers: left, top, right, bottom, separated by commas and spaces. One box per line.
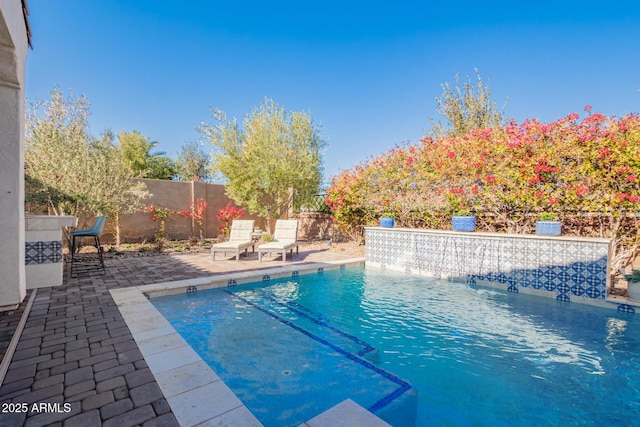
454, 209, 473, 217
142, 204, 176, 248
178, 198, 208, 241
539, 212, 559, 221
216, 202, 245, 237
623, 270, 640, 283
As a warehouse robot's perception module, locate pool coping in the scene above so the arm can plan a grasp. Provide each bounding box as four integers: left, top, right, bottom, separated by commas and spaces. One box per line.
110, 257, 392, 427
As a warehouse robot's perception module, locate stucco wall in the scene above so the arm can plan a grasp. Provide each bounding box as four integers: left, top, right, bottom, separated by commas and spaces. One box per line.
296, 213, 334, 241
0, 0, 29, 309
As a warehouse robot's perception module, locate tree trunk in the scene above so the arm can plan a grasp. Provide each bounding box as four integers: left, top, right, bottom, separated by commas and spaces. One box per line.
114, 212, 121, 246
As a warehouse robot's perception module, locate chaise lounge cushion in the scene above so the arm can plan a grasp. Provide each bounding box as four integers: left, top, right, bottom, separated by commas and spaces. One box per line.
257, 220, 299, 262
211, 219, 255, 261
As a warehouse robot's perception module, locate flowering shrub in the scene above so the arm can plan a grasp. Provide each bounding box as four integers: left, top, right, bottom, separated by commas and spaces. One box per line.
178, 197, 208, 241
141, 205, 176, 249
216, 202, 245, 237
326, 108, 640, 274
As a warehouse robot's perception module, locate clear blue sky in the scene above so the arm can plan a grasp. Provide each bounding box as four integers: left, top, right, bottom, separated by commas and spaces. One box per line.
26, 0, 640, 182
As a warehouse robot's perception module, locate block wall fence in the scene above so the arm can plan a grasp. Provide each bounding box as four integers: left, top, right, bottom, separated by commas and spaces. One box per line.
93, 179, 335, 244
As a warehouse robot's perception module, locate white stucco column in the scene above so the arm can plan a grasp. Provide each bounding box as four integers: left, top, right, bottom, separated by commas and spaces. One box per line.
0, 0, 29, 310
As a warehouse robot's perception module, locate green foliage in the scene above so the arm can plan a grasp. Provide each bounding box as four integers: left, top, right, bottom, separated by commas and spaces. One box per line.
25, 87, 149, 246
141, 204, 176, 250
539, 212, 559, 221
146, 154, 176, 180
623, 269, 640, 284
118, 130, 176, 180
429, 69, 507, 139
199, 98, 325, 232
174, 140, 211, 181
327, 108, 640, 274
455, 209, 473, 217
178, 198, 208, 240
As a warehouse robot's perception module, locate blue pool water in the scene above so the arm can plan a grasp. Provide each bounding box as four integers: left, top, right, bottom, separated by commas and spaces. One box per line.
152, 267, 640, 426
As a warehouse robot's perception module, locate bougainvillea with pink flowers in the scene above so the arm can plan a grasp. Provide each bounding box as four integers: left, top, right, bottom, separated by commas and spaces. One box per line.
326, 107, 640, 275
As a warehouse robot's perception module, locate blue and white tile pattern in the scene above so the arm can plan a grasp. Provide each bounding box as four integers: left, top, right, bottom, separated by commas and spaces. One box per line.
25, 240, 63, 265
366, 227, 611, 307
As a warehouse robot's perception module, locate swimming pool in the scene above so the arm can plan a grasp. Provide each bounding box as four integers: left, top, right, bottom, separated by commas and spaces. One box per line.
151, 266, 640, 426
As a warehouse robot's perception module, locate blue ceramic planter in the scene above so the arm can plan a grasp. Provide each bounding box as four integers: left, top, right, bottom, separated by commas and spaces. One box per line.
536, 221, 561, 236
380, 217, 395, 228
452, 216, 476, 232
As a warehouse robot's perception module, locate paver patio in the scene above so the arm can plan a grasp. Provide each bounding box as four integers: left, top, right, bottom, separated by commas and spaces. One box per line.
0, 244, 362, 426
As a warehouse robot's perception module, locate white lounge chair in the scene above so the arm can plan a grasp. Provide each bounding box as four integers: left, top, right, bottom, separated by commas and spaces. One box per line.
257, 219, 299, 262
211, 220, 255, 261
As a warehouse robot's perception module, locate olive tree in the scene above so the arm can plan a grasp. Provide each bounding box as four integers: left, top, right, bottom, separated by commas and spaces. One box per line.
199, 99, 325, 233
174, 140, 211, 182
429, 69, 507, 138
25, 87, 148, 246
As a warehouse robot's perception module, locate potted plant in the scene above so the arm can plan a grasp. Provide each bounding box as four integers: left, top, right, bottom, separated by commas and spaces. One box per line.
379, 210, 395, 228
451, 209, 476, 232
623, 270, 640, 300
536, 212, 561, 236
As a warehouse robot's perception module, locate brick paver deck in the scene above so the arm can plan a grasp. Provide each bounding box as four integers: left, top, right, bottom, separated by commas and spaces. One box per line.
0, 246, 360, 426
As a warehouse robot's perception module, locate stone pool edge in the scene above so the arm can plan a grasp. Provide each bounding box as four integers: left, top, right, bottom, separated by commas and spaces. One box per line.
110, 258, 394, 427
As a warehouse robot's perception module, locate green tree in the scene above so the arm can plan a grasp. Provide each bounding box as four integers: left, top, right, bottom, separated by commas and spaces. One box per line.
429, 69, 507, 138
199, 99, 325, 232
117, 130, 176, 179
174, 140, 211, 181
145, 154, 176, 180
25, 87, 148, 246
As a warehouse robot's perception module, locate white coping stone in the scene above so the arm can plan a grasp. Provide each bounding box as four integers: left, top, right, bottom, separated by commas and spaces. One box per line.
144, 344, 202, 374
154, 360, 220, 398
167, 381, 246, 427
110, 288, 142, 303
162, 280, 191, 290
185, 277, 216, 286
301, 399, 391, 427
138, 282, 170, 293
195, 405, 262, 427
132, 325, 175, 342
120, 310, 172, 334
137, 332, 189, 357
116, 303, 156, 316
25, 215, 77, 230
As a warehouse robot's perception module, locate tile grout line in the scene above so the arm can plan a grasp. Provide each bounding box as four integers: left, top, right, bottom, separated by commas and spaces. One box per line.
0, 289, 37, 387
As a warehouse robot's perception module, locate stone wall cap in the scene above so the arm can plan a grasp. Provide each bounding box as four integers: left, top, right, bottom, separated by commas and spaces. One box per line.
365, 226, 612, 244
26, 215, 77, 230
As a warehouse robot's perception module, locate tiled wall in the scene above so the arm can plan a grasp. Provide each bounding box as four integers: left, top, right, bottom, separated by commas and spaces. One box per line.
25, 241, 63, 265
365, 227, 628, 310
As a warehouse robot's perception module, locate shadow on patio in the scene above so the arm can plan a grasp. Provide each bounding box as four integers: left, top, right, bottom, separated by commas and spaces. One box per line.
0, 243, 363, 426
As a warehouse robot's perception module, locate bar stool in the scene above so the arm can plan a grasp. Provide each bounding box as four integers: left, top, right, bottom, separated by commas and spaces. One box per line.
70, 215, 107, 276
